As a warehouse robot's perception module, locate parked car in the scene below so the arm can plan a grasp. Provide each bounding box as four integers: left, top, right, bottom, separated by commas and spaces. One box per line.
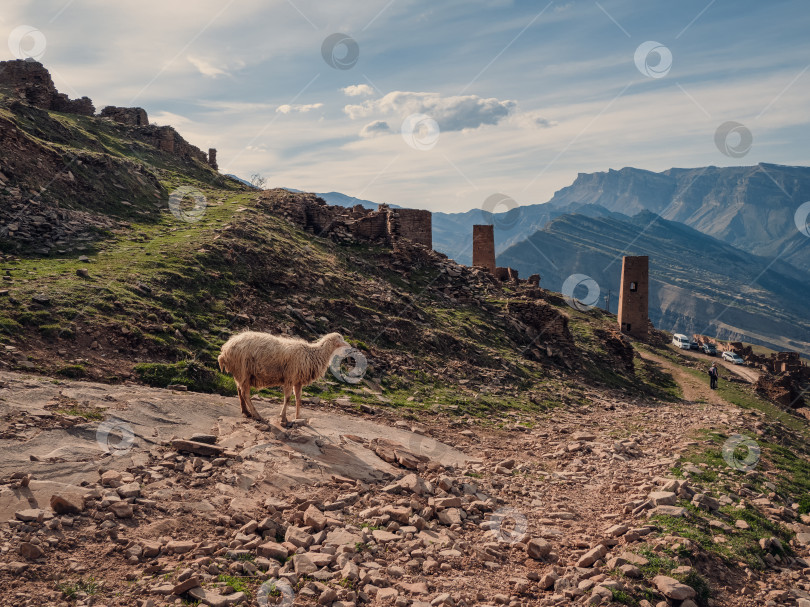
690, 340, 700, 350
703, 343, 717, 356
672, 334, 691, 349
722, 351, 745, 365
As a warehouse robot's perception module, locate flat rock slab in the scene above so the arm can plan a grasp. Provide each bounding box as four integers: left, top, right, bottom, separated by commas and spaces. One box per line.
171, 439, 224, 457
0, 369, 467, 505
0, 480, 87, 523
188, 587, 246, 606
652, 575, 696, 600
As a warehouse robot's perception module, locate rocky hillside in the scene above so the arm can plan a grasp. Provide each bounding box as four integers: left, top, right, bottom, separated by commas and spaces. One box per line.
2, 62, 810, 607
0, 61, 657, 413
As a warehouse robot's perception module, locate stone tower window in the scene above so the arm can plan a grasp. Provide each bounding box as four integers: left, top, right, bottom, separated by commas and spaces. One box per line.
630, 281, 638, 292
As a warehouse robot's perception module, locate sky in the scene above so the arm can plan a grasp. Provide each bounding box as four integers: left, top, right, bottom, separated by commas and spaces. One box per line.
3, 0, 810, 213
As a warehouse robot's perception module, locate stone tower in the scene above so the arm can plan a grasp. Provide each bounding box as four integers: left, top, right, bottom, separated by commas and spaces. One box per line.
208, 148, 218, 170
472, 225, 496, 273
618, 255, 649, 338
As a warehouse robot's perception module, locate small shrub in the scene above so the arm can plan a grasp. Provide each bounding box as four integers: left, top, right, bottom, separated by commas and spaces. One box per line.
57, 364, 86, 378
0, 317, 22, 334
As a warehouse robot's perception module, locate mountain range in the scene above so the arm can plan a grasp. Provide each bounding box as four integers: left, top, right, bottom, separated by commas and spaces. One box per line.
309, 164, 810, 354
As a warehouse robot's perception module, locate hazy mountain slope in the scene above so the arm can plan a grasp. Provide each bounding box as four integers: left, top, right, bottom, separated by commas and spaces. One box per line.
544, 164, 810, 270
430, 203, 616, 265
428, 163, 810, 271
498, 211, 810, 354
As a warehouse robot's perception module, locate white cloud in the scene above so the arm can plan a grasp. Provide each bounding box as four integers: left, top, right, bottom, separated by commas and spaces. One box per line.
150, 111, 193, 127
344, 91, 516, 131
359, 120, 390, 138
342, 84, 375, 97
276, 103, 324, 114
187, 55, 227, 78
508, 111, 558, 129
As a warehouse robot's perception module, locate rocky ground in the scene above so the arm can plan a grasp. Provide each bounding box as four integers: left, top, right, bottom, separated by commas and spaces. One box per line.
0, 363, 809, 607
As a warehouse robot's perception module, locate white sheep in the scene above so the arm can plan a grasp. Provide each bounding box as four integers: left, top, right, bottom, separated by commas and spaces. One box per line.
218, 331, 350, 424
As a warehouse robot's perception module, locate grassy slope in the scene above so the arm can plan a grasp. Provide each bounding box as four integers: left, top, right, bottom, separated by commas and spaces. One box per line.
0, 96, 684, 418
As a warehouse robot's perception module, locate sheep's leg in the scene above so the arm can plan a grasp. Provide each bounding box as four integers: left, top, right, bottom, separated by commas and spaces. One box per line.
236, 382, 249, 417
293, 384, 302, 420
243, 380, 262, 420
279, 385, 291, 425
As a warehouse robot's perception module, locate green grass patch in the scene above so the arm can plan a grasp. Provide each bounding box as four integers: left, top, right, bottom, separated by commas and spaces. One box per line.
216, 574, 251, 597
57, 364, 86, 378
634, 545, 710, 605
56, 406, 104, 421
649, 501, 791, 571
57, 577, 99, 599
134, 360, 236, 396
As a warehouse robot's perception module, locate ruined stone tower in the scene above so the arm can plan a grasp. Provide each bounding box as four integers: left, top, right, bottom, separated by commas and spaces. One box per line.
472, 225, 496, 273
208, 148, 218, 170
618, 255, 649, 339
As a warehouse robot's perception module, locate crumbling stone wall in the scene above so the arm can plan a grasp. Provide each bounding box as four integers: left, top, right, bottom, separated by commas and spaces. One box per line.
395, 209, 431, 248
0, 59, 94, 116
261, 191, 432, 249
756, 373, 805, 408
100, 106, 149, 126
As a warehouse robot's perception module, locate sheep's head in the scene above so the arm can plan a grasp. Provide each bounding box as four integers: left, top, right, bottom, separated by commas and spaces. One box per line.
323, 332, 351, 352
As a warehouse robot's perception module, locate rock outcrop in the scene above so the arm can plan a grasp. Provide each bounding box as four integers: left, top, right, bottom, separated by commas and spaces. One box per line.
0, 59, 94, 116
100, 105, 149, 126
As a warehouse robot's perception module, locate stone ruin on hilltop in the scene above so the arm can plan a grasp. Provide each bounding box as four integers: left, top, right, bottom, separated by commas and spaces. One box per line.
261, 191, 433, 250
0, 59, 218, 170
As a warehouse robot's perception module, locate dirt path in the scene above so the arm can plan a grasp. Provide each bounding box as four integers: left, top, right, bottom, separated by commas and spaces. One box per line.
676, 347, 761, 384
0, 366, 798, 607
639, 349, 728, 406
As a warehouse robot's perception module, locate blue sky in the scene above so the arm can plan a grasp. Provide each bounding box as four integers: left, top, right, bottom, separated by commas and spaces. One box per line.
4, 0, 810, 212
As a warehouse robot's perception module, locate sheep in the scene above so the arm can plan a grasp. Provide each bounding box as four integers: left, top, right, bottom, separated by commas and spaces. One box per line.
218, 331, 350, 424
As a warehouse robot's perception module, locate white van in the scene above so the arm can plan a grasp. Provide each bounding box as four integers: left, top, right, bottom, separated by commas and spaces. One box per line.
672, 334, 691, 349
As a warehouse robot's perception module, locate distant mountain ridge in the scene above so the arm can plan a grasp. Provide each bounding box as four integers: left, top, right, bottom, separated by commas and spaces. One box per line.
428, 163, 810, 271
497, 210, 810, 354
544, 163, 810, 271
296, 163, 809, 352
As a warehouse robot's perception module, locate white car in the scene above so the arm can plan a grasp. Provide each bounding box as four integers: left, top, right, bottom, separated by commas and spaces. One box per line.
722, 351, 745, 365
672, 334, 691, 349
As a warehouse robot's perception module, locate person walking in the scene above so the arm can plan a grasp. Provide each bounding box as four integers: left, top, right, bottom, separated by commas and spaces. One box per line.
708, 363, 718, 390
